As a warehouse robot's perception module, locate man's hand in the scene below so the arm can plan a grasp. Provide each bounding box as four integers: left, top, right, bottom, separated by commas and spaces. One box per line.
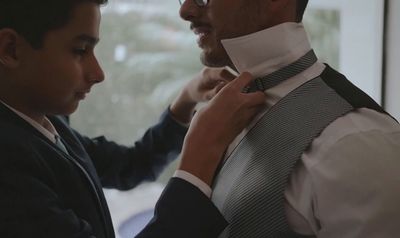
178, 72, 266, 185
170, 67, 235, 124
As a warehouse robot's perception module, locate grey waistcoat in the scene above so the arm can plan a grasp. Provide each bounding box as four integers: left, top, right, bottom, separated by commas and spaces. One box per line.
211, 65, 391, 238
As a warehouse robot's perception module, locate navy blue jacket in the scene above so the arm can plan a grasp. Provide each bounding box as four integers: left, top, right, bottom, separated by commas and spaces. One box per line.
0, 103, 227, 238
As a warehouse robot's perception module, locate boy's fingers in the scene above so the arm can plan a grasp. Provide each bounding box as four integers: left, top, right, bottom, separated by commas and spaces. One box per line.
245, 91, 267, 106
251, 91, 267, 100
215, 82, 226, 92
219, 68, 236, 81
230, 72, 254, 89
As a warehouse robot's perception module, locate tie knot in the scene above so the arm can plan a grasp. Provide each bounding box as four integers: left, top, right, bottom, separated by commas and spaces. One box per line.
243, 50, 318, 93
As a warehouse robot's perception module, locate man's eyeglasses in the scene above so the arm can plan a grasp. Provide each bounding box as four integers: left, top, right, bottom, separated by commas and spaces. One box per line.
179, 0, 209, 7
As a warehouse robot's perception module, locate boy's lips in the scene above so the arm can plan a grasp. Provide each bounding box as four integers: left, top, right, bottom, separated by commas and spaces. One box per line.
75, 89, 91, 99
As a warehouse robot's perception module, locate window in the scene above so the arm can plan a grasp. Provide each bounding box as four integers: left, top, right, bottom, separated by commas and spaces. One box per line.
307, 0, 385, 103
70, 1, 385, 237
71, 1, 194, 236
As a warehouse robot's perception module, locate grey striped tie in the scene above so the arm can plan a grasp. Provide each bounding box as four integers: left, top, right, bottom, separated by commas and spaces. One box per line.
243, 50, 317, 93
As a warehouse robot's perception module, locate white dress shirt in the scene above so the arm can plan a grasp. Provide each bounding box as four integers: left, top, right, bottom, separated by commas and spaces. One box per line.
1, 101, 60, 144
215, 23, 400, 237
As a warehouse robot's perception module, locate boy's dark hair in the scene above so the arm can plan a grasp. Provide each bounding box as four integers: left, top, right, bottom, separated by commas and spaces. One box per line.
0, 0, 108, 49
296, 0, 309, 22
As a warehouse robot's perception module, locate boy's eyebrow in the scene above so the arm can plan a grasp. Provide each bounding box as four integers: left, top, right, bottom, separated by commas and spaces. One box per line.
75, 34, 100, 45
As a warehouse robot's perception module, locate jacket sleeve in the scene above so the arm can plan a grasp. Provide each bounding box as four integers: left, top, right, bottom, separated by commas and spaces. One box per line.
136, 178, 228, 238
74, 108, 188, 190
0, 152, 96, 238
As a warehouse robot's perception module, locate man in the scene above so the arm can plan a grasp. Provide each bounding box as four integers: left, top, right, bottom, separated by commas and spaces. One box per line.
0, 0, 266, 237
179, 0, 400, 237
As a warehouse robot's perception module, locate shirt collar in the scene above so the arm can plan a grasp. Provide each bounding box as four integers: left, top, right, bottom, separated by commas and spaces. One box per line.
0, 100, 58, 143
221, 23, 327, 160
221, 22, 313, 78
221, 22, 325, 106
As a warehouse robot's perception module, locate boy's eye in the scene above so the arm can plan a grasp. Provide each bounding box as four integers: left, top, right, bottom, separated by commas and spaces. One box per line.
73, 48, 88, 56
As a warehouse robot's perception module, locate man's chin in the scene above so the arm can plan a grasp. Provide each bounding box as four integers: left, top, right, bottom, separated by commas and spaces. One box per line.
201, 53, 226, 68
200, 50, 231, 68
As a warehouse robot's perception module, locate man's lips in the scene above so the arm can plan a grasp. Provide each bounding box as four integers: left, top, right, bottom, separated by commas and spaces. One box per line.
190, 23, 212, 46
190, 23, 212, 35
192, 26, 211, 35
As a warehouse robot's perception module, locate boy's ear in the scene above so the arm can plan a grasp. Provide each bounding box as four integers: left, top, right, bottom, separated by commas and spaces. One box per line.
0, 29, 20, 68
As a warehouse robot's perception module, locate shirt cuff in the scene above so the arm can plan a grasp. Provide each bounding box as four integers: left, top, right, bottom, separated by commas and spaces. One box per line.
167, 106, 191, 128
173, 170, 212, 198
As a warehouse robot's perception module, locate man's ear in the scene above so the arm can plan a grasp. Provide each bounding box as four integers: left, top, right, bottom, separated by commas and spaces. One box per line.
0, 29, 20, 68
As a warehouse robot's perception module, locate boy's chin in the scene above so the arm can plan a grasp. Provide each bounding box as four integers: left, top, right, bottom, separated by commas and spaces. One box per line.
50, 102, 80, 116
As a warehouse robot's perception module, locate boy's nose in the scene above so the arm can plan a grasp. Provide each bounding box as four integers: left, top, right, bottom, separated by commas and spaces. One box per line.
88, 57, 105, 83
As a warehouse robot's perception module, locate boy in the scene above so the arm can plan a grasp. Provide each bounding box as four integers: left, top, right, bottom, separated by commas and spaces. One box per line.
0, 0, 265, 237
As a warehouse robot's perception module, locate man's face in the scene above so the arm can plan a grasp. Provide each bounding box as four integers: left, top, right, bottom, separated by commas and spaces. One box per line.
16, 2, 104, 116
180, 0, 278, 68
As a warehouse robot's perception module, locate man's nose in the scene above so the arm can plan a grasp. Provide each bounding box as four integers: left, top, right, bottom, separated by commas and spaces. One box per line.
179, 0, 202, 21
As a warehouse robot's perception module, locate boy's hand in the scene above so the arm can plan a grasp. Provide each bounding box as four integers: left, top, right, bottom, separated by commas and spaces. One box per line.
170, 67, 235, 124
179, 72, 267, 185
